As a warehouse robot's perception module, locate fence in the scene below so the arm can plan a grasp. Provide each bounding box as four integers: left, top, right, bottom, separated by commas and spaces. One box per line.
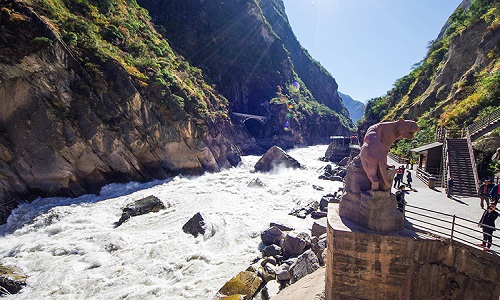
415, 167, 443, 186
404, 204, 498, 251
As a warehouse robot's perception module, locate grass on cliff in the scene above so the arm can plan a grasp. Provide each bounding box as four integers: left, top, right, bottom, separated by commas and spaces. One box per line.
22, 0, 230, 125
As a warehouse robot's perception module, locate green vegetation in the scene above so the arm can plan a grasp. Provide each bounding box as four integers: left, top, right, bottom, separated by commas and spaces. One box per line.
358, 0, 499, 156
24, 0, 230, 125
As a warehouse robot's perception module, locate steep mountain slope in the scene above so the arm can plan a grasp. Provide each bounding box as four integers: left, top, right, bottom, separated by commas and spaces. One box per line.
0, 0, 353, 223
0, 0, 251, 223
338, 92, 365, 124
137, 0, 353, 147
361, 0, 499, 152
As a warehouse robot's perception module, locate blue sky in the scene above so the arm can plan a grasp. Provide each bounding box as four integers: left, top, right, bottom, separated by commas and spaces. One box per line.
282, 0, 463, 103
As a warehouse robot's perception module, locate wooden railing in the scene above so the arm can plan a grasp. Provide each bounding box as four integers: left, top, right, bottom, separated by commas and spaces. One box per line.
387, 152, 407, 164
416, 167, 442, 186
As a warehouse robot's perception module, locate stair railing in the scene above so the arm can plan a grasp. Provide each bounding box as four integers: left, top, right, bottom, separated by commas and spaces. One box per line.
467, 107, 500, 139
466, 128, 480, 194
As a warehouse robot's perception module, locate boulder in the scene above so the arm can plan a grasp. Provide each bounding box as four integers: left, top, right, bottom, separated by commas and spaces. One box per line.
311, 236, 327, 266
182, 212, 207, 237
116, 195, 166, 226
261, 226, 284, 246
289, 200, 319, 218
216, 270, 263, 299
282, 234, 308, 258
311, 211, 327, 219
0, 264, 27, 296
269, 223, 294, 231
254, 146, 301, 172
289, 250, 320, 283
262, 244, 282, 257
311, 219, 327, 237
276, 264, 292, 281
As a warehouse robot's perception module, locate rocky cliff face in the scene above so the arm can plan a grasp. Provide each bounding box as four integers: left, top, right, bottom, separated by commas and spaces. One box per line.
0, 0, 352, 224
363, 0, 499, 128
0, 1, 252, 223
138, 0, 353, 146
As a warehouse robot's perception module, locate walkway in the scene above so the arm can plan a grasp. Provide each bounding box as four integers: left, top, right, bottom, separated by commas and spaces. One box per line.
388, 157, 497, 253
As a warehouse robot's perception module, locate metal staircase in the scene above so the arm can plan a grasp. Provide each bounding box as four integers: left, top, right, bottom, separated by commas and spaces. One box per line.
439, 107, 500, 196
445, 138, 478, 196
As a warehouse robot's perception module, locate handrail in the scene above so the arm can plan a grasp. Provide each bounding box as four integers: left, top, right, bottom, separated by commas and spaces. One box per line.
467, 107, 500, 138
404, 204, 498, 251
466, 128, 480, 194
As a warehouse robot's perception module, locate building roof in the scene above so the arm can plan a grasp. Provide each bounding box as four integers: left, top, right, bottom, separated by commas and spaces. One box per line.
411, 142, 443, 153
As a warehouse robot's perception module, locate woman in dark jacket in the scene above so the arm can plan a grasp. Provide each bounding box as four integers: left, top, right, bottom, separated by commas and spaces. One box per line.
479, 204, 499, 251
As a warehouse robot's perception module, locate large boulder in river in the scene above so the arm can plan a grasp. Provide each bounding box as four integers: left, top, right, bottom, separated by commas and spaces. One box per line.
254, 146, 301, 172
0, 264, 27, 296
261, 226, 284, 246
116, 196, 166, 226
289, 249, 320, 283
215, 270, 263, 299
182, 212, 207, 237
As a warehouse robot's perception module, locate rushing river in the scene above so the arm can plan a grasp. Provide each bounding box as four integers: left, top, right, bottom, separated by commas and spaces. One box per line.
0, 145, 342, 300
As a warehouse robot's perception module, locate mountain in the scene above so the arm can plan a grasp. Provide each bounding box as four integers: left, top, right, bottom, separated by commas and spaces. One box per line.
338, 92, 365, 124
361, 0, 499, 154
0, 0, 352, 223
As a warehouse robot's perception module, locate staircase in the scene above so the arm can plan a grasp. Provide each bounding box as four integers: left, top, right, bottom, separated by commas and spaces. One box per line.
446, 139, 478, 197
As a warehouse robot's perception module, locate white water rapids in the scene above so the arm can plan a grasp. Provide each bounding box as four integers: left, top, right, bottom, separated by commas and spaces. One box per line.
0, 145, 342, 300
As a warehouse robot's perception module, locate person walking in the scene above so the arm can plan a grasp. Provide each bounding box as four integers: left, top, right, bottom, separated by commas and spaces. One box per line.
447, 176, 454, 198
406, 170, 413, 189
478, 179, 493, 209
490, 182, 500, 205
478, 204, 499, 251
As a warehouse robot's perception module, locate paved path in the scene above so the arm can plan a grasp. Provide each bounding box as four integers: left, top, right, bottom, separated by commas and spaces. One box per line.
388, 157, 499, 253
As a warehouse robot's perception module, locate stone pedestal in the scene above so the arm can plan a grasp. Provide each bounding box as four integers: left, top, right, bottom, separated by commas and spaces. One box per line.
339, 190, 403, 232
339, 156, 402, 232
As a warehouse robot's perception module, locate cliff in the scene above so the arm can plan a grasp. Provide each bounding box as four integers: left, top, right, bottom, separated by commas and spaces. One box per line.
361, 0, 499, 148
0, 0, 251, 223
137, 0, 353, 147
0, 0, 352, 223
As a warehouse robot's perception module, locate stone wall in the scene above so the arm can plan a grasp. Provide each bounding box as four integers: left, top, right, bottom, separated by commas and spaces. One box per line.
326, 203, 500, 299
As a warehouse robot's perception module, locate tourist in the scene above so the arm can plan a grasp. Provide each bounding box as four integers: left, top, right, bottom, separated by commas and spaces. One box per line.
490, 182, 500, 205
406, 171, 412, 189
446, 176, 454, 198
396, 188, 405, 212
478, 204, 499, 251
393, 166, 404, 188
478, 179, 493, 209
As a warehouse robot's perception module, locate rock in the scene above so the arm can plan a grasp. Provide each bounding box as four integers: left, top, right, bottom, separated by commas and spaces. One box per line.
338, 157, 350, 166
289, 200, 319, 218
217, 270, 263, 299
254, 146, 301, 172
319, 197, 329, 211
289, 250, 320, 283
248, 178, 267, 188
281, 234, 308, 258
311, 211, 327, 219
311, 236, 327, 266
261, 226, 284, 246
276, 264, 292, 281
0, 264, 27, 296
226, 151, 242, 167
269, 223, 294, 231
182, 212, 207, 237
311, 219, 327, 237
116, 195, 166, 226
312, 185, 324, 191
263, 244, 282, 257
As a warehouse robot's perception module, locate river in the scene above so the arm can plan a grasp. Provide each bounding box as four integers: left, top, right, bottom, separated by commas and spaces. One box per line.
0, 145, 342, 299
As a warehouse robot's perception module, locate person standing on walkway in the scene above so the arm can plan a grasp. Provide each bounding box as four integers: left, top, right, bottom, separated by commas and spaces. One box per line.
447, 176, 454, 198
478, 204, 499, 251
478, 179, 493, 209
406, 170, 412, 189
394, 166, 404, 188
490, 182, 500, 205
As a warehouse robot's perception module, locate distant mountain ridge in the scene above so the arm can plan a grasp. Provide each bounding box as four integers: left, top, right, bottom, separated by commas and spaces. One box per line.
338, 92, 365, 124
